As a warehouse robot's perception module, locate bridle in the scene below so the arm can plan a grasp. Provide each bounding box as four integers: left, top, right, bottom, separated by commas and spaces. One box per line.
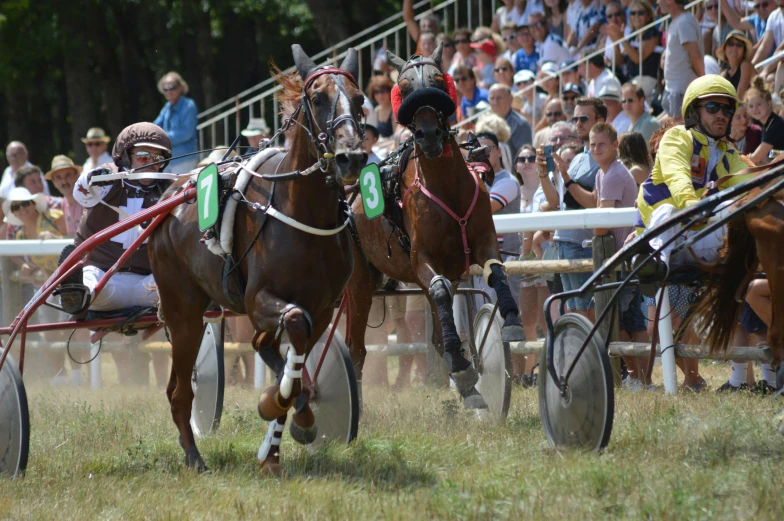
284, 67, 365, 173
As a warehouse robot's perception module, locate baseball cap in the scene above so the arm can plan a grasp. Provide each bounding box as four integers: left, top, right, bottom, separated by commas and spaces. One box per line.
514, 69, 536, 84
562, 83, 584, 96
470, 40, 497, 56
597, 81, 623, 101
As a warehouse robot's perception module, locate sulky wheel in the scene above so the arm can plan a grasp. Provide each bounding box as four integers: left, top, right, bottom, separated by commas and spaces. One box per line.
304, 330, 359, 451
0, 354, 29, 478
190, 320, 225, 438
472, 304, 512, 420
539, 313, 614, 451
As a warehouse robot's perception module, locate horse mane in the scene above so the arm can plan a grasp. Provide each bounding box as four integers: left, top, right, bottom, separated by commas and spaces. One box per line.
270, 62, 302, 116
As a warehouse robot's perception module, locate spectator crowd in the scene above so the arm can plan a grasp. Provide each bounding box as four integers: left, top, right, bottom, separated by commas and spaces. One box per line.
4, 0, 783, 393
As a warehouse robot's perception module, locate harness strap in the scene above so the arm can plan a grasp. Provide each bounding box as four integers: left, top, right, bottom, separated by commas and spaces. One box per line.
401, 158, 480, 279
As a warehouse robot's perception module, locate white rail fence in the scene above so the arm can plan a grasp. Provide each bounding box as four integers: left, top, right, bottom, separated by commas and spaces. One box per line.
0, 208, 766, 393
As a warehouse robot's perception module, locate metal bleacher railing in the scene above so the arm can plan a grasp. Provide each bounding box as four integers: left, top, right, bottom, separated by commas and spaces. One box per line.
197, 0, 501, 149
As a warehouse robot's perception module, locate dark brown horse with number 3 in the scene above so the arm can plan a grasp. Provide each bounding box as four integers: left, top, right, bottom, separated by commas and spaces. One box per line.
345, 43, 524, 409
149, 45, 367, 475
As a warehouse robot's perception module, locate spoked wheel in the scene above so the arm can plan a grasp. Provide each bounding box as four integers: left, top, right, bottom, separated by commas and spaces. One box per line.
304, 330, 359, 450
190, 320, 225, 438
539, 313, 614, 451
0, 355, 29, 478
472, 304, 512, 420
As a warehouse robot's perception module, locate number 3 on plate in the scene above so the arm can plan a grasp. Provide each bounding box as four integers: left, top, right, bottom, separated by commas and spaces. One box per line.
359, 163, 385, 220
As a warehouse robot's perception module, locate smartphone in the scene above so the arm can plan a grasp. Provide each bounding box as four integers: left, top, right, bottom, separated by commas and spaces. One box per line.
543, 145, 555, 175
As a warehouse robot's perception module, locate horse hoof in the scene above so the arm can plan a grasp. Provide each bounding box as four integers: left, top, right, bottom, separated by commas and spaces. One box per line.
462, 388, 488, 410
451, 365, 480, 396
259, 456, 284, 477
501, 323, 524, 342
184, 445, 209, 472
290, 420, 318, 445
290, 408, 317, 445
258, 385, 291, 421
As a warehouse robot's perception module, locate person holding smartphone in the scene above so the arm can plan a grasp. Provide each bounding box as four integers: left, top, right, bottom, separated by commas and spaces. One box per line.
535, 98, 606, 320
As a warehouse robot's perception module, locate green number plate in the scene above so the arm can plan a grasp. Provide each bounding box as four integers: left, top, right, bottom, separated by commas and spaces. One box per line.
360, 163, 385, 220
197, 163, 219, 232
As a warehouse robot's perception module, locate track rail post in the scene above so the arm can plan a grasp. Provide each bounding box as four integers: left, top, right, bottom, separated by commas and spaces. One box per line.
1, 257, 22, 328
592, 235, 622, 387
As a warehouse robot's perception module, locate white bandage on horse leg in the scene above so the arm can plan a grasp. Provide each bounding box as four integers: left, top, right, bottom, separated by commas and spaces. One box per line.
279, 347, 306, 399
257, 417, 286, 462
483, 259, 504, 285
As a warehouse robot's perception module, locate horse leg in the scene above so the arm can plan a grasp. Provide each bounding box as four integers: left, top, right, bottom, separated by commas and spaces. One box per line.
415, 260, 487, 409
250, 289, 313, 472
160, 294, 211, 472
345, 252, 383, 398
474, 245, 524, 341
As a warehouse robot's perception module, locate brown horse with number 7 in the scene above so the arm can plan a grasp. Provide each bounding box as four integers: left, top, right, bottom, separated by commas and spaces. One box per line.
345, 43, 524, 409
149, 45, 366, 475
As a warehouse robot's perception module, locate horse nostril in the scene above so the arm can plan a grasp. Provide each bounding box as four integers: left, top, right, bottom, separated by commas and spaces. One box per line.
414, 129, 426, 142
336, 152, 367, 171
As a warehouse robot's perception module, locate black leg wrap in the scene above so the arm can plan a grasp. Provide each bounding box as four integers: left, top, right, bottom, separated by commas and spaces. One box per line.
430, 277, 469, 373
488, 264, 524, 342
488, 264, 519, 319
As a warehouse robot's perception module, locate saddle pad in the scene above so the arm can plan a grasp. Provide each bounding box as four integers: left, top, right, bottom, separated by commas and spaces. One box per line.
204, 147, 281, 256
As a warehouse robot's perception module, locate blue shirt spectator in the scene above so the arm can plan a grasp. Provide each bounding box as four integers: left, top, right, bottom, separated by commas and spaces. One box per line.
514, 47, 540, 73
460, 85, 489, 118
154, 72, 199, 174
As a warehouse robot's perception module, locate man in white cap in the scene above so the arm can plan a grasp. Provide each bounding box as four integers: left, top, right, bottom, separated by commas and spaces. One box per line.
241, 118, 271, 155
598, 82, 631, 133
81, 128, 113, 171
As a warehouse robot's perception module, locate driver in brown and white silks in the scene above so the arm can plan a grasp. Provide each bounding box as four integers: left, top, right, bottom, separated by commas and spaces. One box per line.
58, 122, 173, 314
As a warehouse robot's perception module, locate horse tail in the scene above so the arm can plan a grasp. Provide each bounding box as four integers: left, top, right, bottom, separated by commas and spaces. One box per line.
693, 219, 757, 353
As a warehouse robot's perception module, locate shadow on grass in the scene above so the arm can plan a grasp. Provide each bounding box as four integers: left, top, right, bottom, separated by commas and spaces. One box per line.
277, 439, 438, 488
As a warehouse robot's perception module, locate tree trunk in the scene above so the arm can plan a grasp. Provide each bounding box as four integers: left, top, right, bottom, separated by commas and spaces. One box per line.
303, 0, 353, 47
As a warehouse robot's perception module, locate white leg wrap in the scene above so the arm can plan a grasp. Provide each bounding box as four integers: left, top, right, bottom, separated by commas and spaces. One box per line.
279, 348, 306, 399
257, 417, 286, 462
483, 259, 504, 285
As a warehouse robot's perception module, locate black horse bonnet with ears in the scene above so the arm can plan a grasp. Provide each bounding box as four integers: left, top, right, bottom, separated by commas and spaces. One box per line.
390, 53, 458, 127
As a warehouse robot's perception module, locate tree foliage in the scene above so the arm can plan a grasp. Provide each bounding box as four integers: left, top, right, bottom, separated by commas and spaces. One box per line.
0, 0, 398, 169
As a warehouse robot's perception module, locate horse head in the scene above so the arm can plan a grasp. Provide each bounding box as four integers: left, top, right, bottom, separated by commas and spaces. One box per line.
387, 43, 457, 159
292, 44, 367, 185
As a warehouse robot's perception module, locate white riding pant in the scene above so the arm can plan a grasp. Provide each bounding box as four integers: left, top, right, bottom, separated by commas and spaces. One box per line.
647, 203, 729, 267
83, 265, 158, 311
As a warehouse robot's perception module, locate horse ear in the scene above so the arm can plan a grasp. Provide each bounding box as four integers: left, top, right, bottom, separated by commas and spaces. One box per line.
292, 44, 318, 80
340, 48, 359, 82
431, 42, 445, 69
386, 49, 406, 74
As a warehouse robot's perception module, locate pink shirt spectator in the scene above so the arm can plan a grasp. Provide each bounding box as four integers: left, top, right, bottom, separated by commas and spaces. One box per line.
595, 159, 637, 252
62, 197, 84, 237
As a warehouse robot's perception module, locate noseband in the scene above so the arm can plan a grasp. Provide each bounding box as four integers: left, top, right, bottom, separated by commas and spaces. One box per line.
297, 67, 365, 164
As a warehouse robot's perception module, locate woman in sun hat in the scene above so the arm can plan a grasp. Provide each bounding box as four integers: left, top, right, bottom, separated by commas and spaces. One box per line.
81, 127, 113, 171
4, 186, 66, 277
716, 30, 754, 100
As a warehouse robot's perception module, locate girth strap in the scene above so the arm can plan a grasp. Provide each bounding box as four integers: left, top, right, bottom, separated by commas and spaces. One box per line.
401, 159, 480, 279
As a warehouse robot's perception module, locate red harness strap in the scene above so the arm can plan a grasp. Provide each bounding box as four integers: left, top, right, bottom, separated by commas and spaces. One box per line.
401, 159, 480, 279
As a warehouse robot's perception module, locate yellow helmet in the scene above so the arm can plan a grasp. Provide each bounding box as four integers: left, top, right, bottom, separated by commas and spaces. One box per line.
682, 75, 738, 128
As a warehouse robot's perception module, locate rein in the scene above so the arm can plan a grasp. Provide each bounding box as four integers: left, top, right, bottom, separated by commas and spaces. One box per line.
400, 155, 480, 279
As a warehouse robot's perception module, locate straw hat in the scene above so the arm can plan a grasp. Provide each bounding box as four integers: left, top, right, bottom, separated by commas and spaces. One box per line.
3, 187, 48, 226
241, 118, 271, 137
45, 155, 82, 181
716, 30, 753, 64
81, 127, 111, 144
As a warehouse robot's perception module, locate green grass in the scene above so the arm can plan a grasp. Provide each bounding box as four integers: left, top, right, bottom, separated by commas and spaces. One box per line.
2, 363, 784, 520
